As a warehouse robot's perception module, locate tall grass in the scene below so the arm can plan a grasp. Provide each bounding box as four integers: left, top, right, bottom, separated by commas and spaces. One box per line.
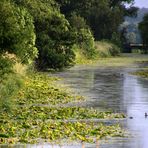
0, 74, 23, 112
74, 41, 121, 64
0, 55, 24, 112
95, 41, 121, 57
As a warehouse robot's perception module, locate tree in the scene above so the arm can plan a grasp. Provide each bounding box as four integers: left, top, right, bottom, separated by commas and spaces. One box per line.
139, 13, 148, 53
0, 0, 38, 63
126, 32, 136, 43
68, 14, 96, 58
13, 0, 76, 69
56, 0, 138, 40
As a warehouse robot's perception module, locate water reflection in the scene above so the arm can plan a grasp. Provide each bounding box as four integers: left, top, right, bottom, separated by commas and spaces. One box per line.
123, 75, 148, 148
53, 65, 148, 148
2, 64, 148, 148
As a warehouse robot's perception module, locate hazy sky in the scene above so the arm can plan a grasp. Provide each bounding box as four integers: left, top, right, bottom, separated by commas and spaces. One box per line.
134, 0, 148, 8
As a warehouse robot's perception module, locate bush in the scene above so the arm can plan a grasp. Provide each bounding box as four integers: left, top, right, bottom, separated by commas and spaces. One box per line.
0, 74, 23, 112
95, 41, 121, 57
109, 43, 121, 56
0, 56, 24, 112
36, 47, 75, 70
111, 32, 122, 48
0, 56, 13, 77
69, 14, 88, 31
13, 0, 76, 70
77, 29, 96, 59
0, 0, 38, 63
68, 14, 96, 59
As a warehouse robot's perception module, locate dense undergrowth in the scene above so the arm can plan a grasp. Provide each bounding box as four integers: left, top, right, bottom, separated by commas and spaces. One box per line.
0, 56, 24, 112
0, 73, 126, 144
95, 41, 120, 58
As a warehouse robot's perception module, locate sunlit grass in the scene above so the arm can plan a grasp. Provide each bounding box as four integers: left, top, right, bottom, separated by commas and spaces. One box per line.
76, 53, 148, 67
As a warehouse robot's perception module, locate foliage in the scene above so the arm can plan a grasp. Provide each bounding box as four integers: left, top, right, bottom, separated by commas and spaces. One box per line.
76, 29, 96, 59
126, 32, 137, 44
111, 32, 122, 48
73, 46, 97, 65
0, 55, 24, 113
69, 14, 88, 31
0, 56, 13, 77
95, 41, 121, 57
74, 41, 121, 64
6, 105, 125, 121
56, 0, 137, 40
0, 73, 126, 144
0, 120, 125, 144
0, 0, 38, 63
0, 74, 23, 112
139, 13, 148, 53
13, 0, 76, 70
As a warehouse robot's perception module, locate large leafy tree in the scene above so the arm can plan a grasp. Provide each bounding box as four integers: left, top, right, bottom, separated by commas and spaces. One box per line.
0, 0, 38, 63
139, 13, 148, 52
13, 0, 76, 69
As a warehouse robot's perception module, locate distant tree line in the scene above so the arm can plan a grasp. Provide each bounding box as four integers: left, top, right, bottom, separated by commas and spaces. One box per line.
139, 13, 148, 53
118, 8, 148, 53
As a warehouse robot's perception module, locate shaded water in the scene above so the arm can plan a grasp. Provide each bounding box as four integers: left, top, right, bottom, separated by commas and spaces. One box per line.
50, 61, 148, 147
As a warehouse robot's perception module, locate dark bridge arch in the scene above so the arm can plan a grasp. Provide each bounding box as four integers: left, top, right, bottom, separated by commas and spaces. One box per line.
130, 43, 144, 49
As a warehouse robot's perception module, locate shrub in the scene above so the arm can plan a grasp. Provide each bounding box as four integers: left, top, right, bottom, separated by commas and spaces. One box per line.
0, 56, 24, 112
69, 14, 88, 31
95, 41, 120, 57
13, 0, 76, 70
111, 32, 122, 48
0, 56, 13, 77
0, 74, 23, 112
77, 29, 96, 59
68, 14, 96, 59
36, 47, 75, 70
0, 0, 38, 63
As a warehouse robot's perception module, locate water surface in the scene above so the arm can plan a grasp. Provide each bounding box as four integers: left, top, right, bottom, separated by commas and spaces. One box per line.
2, 55, 148, 148
51, 60, 148, 148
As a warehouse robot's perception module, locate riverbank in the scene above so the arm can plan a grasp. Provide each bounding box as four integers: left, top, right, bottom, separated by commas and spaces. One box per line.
0, 72, 126, 145
76, 53, 148, 67
1, 53, 148, 145
50, 53, 148, 148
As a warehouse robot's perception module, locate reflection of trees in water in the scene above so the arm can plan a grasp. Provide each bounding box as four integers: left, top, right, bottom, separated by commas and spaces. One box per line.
93, 69, 124, 112
123, 75, 148, 114
72, 69, 95, 89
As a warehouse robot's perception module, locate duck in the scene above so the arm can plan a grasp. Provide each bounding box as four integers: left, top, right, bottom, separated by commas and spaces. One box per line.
129, 116, 133, 119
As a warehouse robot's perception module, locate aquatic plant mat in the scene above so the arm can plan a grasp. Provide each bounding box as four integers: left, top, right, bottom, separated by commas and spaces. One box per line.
0, 73, 126, 144
132, 70, 148, 78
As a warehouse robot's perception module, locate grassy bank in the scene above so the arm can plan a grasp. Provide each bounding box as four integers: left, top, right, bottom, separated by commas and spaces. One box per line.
0, 73, 126, 144
74, 41, 120, 65
3, 50, 145, 145
1, 50, 148, 145
76, 53, 148, 67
